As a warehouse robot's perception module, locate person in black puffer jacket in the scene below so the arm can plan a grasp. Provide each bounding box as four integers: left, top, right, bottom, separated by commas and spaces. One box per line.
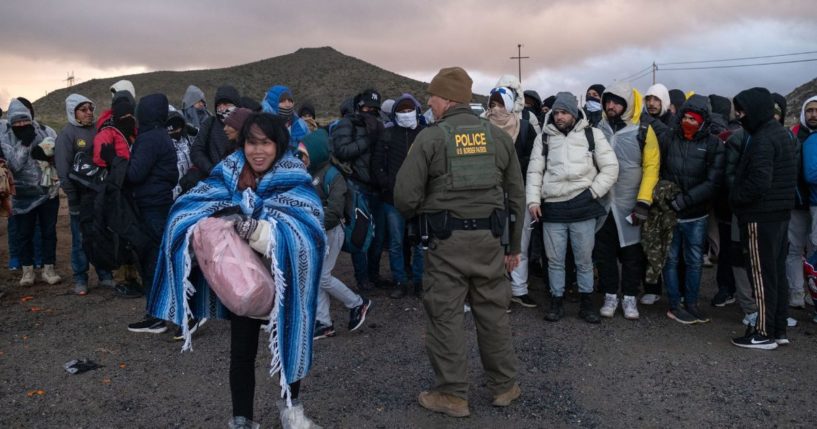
659, 94, 725, 324
372, 93, 426, 298
184, 85, 241, 191
730, 87, 796, 350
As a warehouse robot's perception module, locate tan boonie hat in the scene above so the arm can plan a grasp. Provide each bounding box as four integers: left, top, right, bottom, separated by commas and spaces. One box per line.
427, 67, 472, 104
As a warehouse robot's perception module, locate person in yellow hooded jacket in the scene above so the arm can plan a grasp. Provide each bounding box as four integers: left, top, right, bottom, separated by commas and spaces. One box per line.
595, 81, 661, 320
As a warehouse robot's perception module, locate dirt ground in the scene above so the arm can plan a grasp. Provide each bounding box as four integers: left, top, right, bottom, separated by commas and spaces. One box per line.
1, 200, 816, 428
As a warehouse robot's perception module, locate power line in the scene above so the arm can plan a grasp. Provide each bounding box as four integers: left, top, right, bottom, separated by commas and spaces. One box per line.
629, 68, 653, 82
658, 57, 817, 71
661, 50, 817, 66
617, 64, 652, 81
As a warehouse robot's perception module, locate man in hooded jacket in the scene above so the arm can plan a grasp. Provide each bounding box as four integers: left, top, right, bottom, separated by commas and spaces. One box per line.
181, 84, 210, 136
55, 94, 114, 295
730, 87, 796, 350
798, 95, 817, 320
185, 85, 241, 190
584, 84, 605, 127
595, 82, 661, 320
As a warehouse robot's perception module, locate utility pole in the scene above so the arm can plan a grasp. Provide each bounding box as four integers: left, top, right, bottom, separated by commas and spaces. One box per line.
65, 71, 75, 88
652, 62, 656, 85
510, 44, 530, 83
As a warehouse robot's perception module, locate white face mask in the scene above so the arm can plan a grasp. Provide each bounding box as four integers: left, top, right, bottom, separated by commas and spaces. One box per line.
395, 111, 418, 129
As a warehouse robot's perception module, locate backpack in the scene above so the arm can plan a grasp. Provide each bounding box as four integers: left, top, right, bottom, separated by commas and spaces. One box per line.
541, 126, 596, 164
322, 165, 374, 253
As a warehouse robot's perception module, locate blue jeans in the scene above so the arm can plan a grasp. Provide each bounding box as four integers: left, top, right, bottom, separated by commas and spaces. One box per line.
69, 214, 113, 285
8, 215, 42, 267
351, 189, 385, 284
663, 218, 707, 309
383, 203, 408, 283
16, 198, 59, 266
542, 219, 596, 297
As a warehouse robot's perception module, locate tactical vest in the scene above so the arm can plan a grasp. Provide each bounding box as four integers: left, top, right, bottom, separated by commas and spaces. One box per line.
434, 120, 500, 191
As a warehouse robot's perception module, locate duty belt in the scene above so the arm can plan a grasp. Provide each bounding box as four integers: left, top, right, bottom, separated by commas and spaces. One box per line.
449, 217, 492, 231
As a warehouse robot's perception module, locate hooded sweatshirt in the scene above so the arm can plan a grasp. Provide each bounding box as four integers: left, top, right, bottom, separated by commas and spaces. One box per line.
189, 85, 240, 175
643, 84, 674, 126
494, 74, 541, 134
126, 93, 178, 208
372, 93, 426, 204
261, 85, 310, 149
303, 129, 346, 230
181, 84, 211, 133
0, 99, 49, 213
55, 94, 96, 211
730, 87, 795, 222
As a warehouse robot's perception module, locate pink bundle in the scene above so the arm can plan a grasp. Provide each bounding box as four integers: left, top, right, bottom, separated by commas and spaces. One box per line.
191, 217, 275, 317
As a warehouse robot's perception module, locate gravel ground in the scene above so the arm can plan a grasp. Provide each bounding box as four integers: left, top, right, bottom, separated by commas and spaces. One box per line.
1, 203, 816, 428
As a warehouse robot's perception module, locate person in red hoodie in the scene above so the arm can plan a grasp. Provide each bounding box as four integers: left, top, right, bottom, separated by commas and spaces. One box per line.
93, 92, 136, 168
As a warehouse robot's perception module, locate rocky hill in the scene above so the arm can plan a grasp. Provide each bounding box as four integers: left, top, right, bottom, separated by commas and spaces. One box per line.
32, 47, 485, 129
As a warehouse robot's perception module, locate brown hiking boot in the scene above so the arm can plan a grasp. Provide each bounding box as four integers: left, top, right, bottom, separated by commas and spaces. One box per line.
418, 391, 470, 417
492, 383, 521, 407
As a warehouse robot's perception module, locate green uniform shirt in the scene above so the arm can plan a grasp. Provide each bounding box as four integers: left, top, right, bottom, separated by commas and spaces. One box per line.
394, 104, 525, 253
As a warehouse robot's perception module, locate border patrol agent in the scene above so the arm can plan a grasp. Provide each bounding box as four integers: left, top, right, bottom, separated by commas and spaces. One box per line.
394, 67, 524, 417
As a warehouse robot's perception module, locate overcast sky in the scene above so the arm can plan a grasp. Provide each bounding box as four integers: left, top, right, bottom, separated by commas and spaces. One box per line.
2, 0, 816, 109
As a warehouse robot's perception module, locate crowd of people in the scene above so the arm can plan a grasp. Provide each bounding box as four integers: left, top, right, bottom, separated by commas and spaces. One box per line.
0, 67, 815, 427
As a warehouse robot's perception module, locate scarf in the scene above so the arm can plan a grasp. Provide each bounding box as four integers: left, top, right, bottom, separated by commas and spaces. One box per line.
486, 106, 520, 140
147, 151, 326, 405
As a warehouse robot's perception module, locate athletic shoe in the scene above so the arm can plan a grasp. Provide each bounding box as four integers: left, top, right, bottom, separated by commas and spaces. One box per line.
622, 295, 640, 320
732, 330, 778, 350
640, 294, 660, 305
114, 282, 144, 299
711, 292, 736, 307
128, 316, 167, 334
173, 318, 207, 341
510, 294, 537, 308
313, 322, 336, 340
600, 294, 618, 318
227, 416, 259, 429
41, 264, 62, 285
787, 317, 797, 327
789, 291, 806, 309
348, 298, 371, 331
742, 312, 758, 326
73, 282, 88, 296
685, 304, 710, 323
775, 335, 790, 346
667, 308, 697, 325
19, 266, 35, 286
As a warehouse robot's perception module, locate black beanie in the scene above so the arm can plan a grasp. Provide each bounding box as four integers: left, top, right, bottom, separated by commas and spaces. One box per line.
240, 96, 262, 112
543, 95, 556, 109
669, 89, 686, 111
17, 97, 34, 119
587, 84, 605, 97
298, 102, 316, 118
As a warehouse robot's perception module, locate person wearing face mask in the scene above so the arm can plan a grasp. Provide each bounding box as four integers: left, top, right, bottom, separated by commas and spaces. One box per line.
261, 85, 310, 152
185, 85, 241, 190
181, 84, 211, 136
523, 90, 545, 132
93, 91, 137, 168
658, 94, 725, 325
372, 93, 427, 298
166, 106, 195, 200
486, 86, 539, 308
297, 101, 319, 132
584, 84, 605, 128
0, 98, 62, 287
55, 94, 114, 295
331, 88, 387, 291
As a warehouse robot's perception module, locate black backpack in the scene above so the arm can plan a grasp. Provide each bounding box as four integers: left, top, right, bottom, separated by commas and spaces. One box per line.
541, 127, 596, 165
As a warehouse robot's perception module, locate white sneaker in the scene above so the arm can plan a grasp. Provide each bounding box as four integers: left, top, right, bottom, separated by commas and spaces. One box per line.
622, 295, 640, 320
640, 294, 660, 305
787, 317, 798, 327
20, 266, 35, 286
742, 312, 758, 326
600, 293, 618, 318
790, 291, 806, 309
41, 264, 62, 285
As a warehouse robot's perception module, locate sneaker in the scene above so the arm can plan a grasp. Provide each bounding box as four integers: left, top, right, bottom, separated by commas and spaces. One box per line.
667, 307, 697, 325
114, 282, 144, 299
127, 316, 167, 334
742, 312, 758, 326
279, 402, 321, 429
787, 317, 797, 327
313, 322, 336, 340
173, 318, 207, 340
227, 416, 260, 429
640, 293, 660, 305
600, 294, 618, 318
685, 304, 710, 323
622, 295, 640, 320
775, 335, 790, 346
510, 294, 537, 308
19, 266, 35, 286
348, 298, 371, 331
492, 383, 521, 407
418, 391, 470, 418
711, 292, 736, 307
41, 264, 62, 285
73, 282, 88, 296
732, 330, 778, 350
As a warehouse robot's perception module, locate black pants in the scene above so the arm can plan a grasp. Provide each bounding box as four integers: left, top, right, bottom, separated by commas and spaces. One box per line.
594, 215, 644, 296
740, 220, 789, 338
716, 221, 736, 295
230, 315, 300, 420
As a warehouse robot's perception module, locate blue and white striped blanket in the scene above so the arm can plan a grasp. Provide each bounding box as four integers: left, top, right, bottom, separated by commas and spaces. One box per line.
147, 150, 325, 403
